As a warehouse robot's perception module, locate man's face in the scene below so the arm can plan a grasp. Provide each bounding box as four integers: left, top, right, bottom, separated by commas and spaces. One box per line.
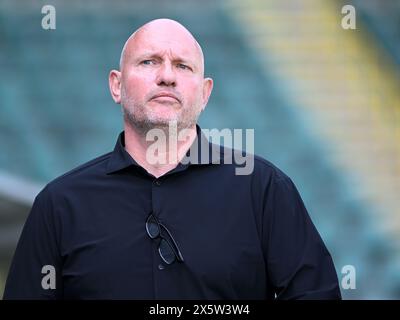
113, 21, 213, 132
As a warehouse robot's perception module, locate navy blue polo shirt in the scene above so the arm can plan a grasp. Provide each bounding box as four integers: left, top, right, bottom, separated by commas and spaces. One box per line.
4, 127, 341, 299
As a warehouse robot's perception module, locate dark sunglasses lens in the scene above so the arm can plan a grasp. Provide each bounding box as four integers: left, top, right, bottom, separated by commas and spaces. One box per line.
159, 239, 176, 265
146, 220, 160, 239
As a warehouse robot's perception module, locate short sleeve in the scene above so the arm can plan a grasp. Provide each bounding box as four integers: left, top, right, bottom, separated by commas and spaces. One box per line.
262, 174, 341, 299
3, 186, 63, 299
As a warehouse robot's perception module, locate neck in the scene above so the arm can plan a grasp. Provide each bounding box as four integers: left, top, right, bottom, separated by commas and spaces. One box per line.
124, 121, 198, 178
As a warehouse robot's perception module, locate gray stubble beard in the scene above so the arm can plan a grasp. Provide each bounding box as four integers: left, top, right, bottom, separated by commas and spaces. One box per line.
121, 96, 202, 137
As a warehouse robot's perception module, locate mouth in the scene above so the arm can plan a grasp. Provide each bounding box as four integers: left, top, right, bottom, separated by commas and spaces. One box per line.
151, 92, 180, 103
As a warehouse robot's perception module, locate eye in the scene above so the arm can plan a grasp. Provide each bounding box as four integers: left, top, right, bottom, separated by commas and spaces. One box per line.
177, 63, 191, 71
141, 60, 155, 65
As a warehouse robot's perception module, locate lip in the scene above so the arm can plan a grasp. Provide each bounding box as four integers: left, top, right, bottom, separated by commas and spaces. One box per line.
151, 92, 180, 102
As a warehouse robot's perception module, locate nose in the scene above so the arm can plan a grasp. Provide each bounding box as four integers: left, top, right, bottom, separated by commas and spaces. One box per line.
156, 62, 176, 87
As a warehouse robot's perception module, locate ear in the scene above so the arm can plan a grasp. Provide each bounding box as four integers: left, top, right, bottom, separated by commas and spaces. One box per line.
201, 77, 213, 111
109, 70, 122, 104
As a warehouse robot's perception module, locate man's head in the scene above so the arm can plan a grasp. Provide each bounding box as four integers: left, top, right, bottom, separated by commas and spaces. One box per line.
109, 19, 213, 134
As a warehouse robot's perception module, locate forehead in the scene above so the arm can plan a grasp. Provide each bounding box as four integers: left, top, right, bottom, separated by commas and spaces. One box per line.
129, 26, 201, 61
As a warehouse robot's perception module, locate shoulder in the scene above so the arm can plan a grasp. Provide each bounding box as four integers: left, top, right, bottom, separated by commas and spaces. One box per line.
216, 143, 292, 183
253, 154, 291, 182
40, 151, 113, 197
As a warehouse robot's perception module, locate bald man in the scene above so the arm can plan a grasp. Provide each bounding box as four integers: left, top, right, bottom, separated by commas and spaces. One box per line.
109, 19, 213, 177
4, 19, 341, 300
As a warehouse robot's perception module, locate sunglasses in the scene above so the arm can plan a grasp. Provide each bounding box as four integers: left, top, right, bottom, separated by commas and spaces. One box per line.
145, 214, 184, 265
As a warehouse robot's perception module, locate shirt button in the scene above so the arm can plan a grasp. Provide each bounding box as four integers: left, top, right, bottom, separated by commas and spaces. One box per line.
155, 180, 161, 186
158, 264, 165, 270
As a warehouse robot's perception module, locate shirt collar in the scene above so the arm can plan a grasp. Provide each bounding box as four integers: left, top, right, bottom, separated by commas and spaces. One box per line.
105, 125, 221, 175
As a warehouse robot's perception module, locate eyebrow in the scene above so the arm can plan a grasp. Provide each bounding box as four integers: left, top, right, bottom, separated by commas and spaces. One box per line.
135, 52, 197, 69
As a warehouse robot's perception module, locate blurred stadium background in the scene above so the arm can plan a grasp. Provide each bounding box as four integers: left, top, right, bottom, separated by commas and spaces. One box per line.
1, 0, 399, 299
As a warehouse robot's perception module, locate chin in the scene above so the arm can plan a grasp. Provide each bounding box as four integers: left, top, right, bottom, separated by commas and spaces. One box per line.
147, 117, 178, 128
147, 112, 179, 124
